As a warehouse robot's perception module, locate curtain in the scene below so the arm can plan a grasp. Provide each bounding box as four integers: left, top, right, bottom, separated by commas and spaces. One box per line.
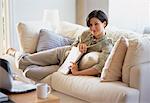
76, 0, 108, 26
0, 0, 12, 56
76, 0, 86, 26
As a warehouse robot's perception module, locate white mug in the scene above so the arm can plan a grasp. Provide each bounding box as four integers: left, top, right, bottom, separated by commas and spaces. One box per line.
36, 83, 51, 99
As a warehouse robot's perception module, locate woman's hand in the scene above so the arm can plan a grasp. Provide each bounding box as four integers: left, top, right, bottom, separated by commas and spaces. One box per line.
70, 62, 99, 76
70, 62, 79, 75
78, 43, 87, 53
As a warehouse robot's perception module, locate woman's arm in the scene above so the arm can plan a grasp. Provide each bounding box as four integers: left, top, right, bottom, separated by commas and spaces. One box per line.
71, 30, 91, 47
71, 36, 80, 47
70, 39, 113, 76
70, 63, 99, 76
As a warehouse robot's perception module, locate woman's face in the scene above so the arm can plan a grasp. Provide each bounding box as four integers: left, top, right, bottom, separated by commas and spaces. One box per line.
89, 17, 106, 38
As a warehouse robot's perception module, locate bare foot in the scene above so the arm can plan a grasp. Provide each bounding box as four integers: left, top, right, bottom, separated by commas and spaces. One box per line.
6, 48, 16, 57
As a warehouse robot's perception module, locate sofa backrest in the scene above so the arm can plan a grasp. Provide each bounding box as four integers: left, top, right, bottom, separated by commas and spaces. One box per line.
128, 38, 150, 103
105, 26, 142, 44
17, 20, 143, 53
57, 21, 88, 39
17, 21, 88, 54
122, 37, 150, 85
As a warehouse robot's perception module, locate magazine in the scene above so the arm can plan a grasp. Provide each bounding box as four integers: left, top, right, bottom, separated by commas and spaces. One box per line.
58, 46, 83, 74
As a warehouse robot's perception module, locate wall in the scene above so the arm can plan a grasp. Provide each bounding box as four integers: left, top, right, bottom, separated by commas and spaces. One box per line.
11, 0, 76, 49
76, 0, 108, 26
109, 0, 150, 33
13, 0, 75, 22
76, 0, 150, 33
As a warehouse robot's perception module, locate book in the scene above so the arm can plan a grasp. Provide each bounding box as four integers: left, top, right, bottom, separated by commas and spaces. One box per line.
0, 92, 8, 102
58, 46, 83, 74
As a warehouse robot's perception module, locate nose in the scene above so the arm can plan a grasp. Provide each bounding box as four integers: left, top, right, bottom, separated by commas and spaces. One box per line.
91, 25, 96, 31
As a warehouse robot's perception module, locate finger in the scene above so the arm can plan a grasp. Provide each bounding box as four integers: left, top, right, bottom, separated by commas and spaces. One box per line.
79, 44, 82, 49
70, 61, 76, 65
80, 44, 83, 52
83, 44, 87, 50
81, 44, 86, 53
79, 47, 84, 53
82, 44, 85, 49
79, 44, 86, 53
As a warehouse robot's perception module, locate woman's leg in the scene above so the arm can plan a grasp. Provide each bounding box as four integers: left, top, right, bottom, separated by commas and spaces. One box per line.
7, 46, 71, 71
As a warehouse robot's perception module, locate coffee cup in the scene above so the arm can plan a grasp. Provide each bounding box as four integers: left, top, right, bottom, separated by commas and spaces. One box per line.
36, 83, 51, 99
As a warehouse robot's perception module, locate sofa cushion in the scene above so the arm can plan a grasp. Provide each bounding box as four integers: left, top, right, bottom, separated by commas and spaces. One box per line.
79, 52, 100, 70
37, 29, 74, 52
122, 37, 150, 84
100, 37, 128, 82
17, 21, 52, 53
51, 72, 139, 103
57, 21, 88, 39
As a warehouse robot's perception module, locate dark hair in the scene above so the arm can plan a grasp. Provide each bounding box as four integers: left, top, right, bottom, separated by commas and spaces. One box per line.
86, 10, 108, 28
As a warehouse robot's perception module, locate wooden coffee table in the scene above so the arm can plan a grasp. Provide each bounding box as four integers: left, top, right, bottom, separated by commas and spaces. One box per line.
8, 91, 60, 103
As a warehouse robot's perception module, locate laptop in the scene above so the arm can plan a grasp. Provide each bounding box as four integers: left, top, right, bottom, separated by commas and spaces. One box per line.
0, 92, 8, 102
0, 58, 36, 93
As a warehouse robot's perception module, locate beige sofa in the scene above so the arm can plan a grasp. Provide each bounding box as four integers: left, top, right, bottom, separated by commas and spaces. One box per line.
2, 21, 150, 103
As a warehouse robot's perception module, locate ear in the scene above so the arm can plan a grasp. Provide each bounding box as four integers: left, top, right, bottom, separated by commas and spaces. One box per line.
103, 21, 107, 28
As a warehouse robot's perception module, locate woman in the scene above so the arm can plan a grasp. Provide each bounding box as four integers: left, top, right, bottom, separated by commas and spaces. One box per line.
70, 10, 113, 75
7, 10, 113, 76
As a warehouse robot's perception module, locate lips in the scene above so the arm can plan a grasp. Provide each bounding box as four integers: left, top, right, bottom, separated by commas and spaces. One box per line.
92, 30, 96, 34
93, 30, 96, 33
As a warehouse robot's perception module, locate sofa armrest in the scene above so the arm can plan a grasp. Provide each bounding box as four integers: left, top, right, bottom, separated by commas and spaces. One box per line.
130, 62, 150, 103
1, 54, 33, 83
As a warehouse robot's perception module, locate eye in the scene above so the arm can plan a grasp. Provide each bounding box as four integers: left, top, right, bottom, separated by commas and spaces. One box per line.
95, 23, 98, 26
89, 24, 92, 27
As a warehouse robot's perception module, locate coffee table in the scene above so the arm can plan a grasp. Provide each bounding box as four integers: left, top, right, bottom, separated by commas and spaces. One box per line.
8, 91, 60, 103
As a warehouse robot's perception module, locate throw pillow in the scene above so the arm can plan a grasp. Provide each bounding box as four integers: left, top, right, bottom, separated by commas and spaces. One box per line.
17, 21, 52, 53
100, 36, 129, 82
79, 52, 100, 70
36, 29, 74, 52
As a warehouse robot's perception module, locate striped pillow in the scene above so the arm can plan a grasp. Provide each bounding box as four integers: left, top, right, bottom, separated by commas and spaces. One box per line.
37, 29, 74, 52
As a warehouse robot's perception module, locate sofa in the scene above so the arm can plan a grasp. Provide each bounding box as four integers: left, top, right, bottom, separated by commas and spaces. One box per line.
2, 20, 150, 103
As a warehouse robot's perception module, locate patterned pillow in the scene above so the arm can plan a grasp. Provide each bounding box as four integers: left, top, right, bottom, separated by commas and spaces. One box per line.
37, 29, 74, 52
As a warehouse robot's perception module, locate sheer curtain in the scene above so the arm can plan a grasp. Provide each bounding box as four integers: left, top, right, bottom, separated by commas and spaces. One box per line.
0, 0, 3, 56
0, 0, 12, 56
